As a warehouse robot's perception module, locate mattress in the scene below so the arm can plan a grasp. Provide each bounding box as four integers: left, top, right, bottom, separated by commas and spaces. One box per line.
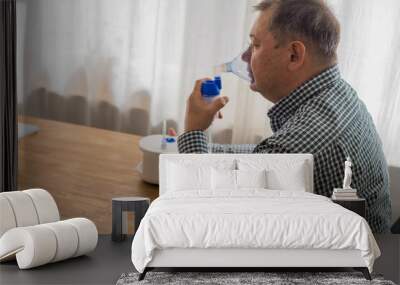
131, 190, 380, 273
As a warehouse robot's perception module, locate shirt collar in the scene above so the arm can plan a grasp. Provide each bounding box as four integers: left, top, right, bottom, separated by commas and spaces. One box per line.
267, 65, 341, 132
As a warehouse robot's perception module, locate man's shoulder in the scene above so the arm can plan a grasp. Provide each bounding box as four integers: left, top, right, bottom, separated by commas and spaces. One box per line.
307, 78, 357, 109
294, 78, 360, 124
268, 79, 362, 153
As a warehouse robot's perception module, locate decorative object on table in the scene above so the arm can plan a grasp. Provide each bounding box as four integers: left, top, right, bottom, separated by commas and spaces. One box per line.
112, 197, 150, 242
343, 156, 353, 189
137, 120, 178, 184
167, 128, 177, 137
0, 189, 98, 269
116, 271, 395, 285
332, 157, 359, 200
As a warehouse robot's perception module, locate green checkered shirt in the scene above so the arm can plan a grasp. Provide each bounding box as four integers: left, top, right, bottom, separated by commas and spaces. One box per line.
178, 65, 391, 233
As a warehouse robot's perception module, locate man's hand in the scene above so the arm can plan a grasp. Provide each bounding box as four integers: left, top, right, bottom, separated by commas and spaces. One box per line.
184, 79, 229, 132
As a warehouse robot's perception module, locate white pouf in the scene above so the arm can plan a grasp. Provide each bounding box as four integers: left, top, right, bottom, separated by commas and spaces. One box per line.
24, 188, 60, 223
0, 196, 17, 237
1, 191, 39, 227
64, 218, 98, 257
42, 220, 79, 262
0, 226, 57, 269
0, 189, 98, 269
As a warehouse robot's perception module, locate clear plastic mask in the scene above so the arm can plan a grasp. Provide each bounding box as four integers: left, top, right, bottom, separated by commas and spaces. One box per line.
213, 50, 252, 82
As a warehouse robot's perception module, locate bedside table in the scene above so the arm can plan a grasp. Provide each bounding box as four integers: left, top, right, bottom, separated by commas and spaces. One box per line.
332, 198, 366, 218
112, 197, 150, 242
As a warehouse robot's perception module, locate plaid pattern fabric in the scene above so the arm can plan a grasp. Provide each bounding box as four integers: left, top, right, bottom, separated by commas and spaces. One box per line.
178, 65, 391, 233
177, 131, 256, 154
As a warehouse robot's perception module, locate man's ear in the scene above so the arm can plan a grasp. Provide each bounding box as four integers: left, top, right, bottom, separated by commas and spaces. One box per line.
287, 41, 306, 71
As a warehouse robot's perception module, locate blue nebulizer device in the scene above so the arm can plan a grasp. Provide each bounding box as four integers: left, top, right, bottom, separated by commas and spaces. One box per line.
201, 76, 222, 153
201, 76, 222, 102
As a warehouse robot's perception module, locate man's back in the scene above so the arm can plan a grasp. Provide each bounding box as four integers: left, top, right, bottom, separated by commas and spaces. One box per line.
178, 66, 392, 233
254, 66, 391, 233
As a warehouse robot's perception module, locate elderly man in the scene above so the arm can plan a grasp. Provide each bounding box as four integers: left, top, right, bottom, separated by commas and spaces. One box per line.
177, 0, 391, 233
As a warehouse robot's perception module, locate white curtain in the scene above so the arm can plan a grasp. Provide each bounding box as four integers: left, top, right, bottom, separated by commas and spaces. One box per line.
17, 0, 400, 165
17, 0, 269, 140
327, 0, 400, 166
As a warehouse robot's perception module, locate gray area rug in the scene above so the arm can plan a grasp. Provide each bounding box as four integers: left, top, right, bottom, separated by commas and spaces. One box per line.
116, 271, 396, 285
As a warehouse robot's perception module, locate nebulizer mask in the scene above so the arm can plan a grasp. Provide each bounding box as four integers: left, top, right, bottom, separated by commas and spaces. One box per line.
213, 50, 253, 82
201, 50, 252, 152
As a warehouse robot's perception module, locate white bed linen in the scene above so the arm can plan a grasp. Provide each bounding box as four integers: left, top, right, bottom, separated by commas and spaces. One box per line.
131, 190, 380, 273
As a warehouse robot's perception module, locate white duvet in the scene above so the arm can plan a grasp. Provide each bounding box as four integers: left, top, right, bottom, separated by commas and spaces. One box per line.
131, 190, 380, 273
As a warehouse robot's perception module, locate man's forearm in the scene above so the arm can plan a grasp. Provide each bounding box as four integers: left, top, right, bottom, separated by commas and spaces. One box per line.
177, 131, 256, 154
209, 143, 256, 153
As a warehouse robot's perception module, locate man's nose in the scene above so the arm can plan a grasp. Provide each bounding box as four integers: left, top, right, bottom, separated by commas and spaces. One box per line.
241, 47, 251, 62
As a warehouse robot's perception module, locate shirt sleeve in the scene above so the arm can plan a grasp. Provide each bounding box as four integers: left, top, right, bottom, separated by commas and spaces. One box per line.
252, 138, 289, 153
177, 130, 257, 154
177, 131, 208, 153
210, 143, 256, 153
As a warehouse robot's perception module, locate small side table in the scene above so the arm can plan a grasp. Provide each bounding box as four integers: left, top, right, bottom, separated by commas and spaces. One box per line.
332, 198, 366, 218
112, 197, 150, 242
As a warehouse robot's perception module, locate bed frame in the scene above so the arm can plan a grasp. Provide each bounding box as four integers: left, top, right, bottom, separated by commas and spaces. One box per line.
138, 154, 372, 281
139, 248, 371, 280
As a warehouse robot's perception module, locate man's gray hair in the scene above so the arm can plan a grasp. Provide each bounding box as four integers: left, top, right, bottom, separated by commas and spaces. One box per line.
255, 0, 340, 62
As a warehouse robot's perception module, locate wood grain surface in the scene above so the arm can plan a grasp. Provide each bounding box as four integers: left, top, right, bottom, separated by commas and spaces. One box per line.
18, 116, 159, 234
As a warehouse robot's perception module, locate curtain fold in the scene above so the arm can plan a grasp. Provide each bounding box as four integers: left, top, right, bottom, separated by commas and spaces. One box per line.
0, 0, 18, 192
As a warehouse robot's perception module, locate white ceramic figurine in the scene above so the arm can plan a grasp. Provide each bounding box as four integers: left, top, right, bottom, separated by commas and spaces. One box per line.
342, 157, 353, 189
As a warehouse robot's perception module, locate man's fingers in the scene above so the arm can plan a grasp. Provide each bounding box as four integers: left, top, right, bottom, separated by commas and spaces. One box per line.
193, 79, 204, 94
211, 96, 229, 114
193, 78, 213, 97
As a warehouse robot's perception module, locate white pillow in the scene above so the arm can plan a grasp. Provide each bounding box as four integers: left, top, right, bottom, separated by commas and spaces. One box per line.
236, 169, 267, 189
212, 168, 236, 190
266, 162, 307, 191
166, 162, 212, 191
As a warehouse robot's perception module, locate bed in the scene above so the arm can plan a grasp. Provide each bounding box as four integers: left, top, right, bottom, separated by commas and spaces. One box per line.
131, 154, 380, 281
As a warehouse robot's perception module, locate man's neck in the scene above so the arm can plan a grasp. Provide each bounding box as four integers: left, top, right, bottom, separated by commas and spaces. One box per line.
273, 63, 337, 103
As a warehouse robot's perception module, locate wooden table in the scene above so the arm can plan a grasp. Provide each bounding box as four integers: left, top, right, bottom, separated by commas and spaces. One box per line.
18, 116, 159, 234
